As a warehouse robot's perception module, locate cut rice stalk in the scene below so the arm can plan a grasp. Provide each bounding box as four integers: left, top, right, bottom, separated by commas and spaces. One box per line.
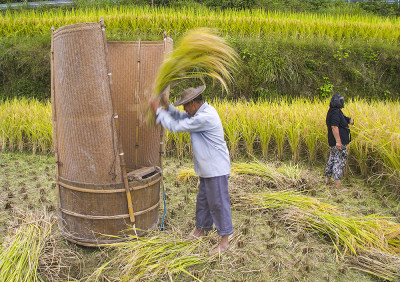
91, 232, 211, 281
0, 210, 55, 282
242, 190, 400, 257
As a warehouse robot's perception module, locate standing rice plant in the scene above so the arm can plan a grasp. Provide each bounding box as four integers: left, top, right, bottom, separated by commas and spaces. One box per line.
287, 123, 302, 163
2, 99, 26, 151
164, 130, 176, 155
369, 111, 400, 183
302, 124, 320, 164
0, 210, 55, 282
3, 96, 400, 186
224, 116, 240, 157
239, 102, 258, 157
378, 130, 400, 182
219, 102, 241, 158
90, 233, 211, 281
282, 100, 305, 163
0, 100, 10, 151
347, 99, 400, 183
374, 142, 400, 182
299, 100, 325, 164
270, 115, 287, 161
346, 100, 373, 178
2, 7, 400, 43
29, 100, 53, 154
174, 132, 191, 160
350, 133, 370, 178
0, 98, 53, 153
255, 102, 273, 159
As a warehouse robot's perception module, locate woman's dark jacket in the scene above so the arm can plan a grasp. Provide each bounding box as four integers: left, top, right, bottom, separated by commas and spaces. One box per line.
326, 108, 351, 147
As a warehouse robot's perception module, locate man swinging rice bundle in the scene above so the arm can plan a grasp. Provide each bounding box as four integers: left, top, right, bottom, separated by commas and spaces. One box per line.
149, 28, 238, 255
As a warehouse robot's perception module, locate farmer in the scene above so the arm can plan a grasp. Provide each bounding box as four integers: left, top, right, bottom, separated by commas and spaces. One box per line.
325, 94, 354, 188
149, 85, 233, 256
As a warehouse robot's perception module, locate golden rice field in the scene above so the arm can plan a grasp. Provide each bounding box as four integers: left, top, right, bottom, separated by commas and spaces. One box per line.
1, 6, 400, 43
1, 98, 399, 183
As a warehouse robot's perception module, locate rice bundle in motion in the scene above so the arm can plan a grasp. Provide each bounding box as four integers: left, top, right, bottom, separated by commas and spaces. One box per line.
154, 28, 238, 104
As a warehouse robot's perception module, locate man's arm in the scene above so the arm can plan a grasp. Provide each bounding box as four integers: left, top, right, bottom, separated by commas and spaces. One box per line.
156, 109, 208, 133
167, 105, 189, 120
149, 97, 188, 120
149, 97, 210, 132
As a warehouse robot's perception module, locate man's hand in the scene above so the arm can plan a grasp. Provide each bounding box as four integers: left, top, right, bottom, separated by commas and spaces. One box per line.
159, 88, 169, 107
149, 97, 160, 113
336, 142, 343, 150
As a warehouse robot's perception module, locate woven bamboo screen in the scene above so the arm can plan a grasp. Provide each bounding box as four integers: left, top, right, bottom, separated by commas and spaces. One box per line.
52, 22, 122, 184
107, 39, 173, 169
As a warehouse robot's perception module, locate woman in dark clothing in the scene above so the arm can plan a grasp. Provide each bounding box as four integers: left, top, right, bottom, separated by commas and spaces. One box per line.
325, 94, 354, 188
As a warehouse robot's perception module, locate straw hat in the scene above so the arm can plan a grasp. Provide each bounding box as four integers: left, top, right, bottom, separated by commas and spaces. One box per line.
173, 85, 206, 106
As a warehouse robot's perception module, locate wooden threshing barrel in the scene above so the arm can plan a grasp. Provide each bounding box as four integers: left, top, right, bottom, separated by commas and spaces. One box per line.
51, 21, 173, 246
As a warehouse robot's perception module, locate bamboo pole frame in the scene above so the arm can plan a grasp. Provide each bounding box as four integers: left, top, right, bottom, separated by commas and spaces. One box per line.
100, 17, 135, 223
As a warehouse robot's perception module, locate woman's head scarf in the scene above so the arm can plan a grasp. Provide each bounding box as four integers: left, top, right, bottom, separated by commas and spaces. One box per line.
329, 94, 344, 108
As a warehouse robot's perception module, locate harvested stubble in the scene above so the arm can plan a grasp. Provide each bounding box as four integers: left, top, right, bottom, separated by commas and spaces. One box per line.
347, 250, 400, 281
91, 232, 212, 281
0, 210, 54, 282
242, 190, 400, 280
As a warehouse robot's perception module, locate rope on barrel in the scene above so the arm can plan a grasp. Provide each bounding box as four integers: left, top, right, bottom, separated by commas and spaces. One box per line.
159, 182, 167, 231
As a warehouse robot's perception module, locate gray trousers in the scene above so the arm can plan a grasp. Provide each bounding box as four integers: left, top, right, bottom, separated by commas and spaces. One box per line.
196, 174, 233, 236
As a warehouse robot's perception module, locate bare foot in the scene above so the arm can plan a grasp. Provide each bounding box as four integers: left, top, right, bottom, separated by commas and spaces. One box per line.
209, 235, 229, 256
209, 244, 229, 256
189, 228, 206, 239
334, 180, 342, 189
325, 177, 330, 185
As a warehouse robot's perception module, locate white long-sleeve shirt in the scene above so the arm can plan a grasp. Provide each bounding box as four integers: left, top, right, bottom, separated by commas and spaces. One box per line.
156, 102, 230, 178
